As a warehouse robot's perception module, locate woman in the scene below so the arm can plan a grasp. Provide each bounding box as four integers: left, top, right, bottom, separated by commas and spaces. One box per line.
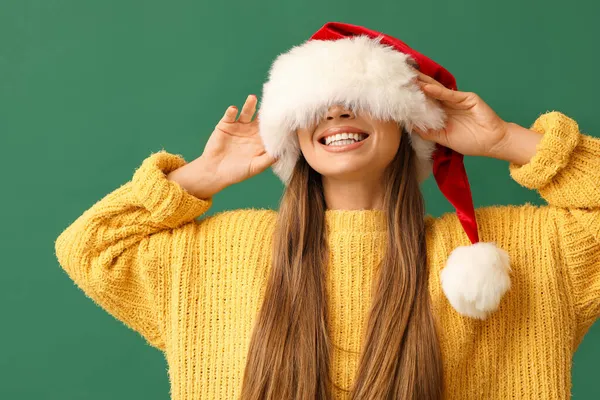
55, 22, 599, 399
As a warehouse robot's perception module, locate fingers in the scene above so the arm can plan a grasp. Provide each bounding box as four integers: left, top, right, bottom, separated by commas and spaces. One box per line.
415, 70, 444, 87
419, 82, 459, 101
413, 71, 477, 110
238, 94, 258, 124
419, 83, 475, 110
412, 126, 447, 146
221, 105, 238, 123
219, 94, 258, 125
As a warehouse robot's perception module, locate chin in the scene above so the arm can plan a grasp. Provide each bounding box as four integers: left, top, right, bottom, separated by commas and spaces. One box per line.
319, 166, 374, 182
312, 152, 385, 178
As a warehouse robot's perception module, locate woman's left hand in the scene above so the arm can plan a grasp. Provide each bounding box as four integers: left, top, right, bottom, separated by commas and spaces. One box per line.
412, 70, 511, 158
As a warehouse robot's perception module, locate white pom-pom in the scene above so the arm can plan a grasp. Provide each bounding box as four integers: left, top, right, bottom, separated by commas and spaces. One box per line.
440, 242, 512, 319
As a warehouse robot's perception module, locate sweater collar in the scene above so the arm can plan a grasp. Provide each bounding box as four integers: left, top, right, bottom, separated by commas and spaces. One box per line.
324, 209, 387, 233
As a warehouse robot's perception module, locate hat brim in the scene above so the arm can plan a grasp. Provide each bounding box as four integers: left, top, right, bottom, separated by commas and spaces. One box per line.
258, 34, 446, 185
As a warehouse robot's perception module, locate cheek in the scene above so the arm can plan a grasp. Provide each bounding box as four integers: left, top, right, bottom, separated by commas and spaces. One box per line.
297, 129, 312, 155
372, 120, 401, 153
297, 130, 333, 175
299, 143, 321, 172
378, 131, 402, 159
297, 130, 319, 164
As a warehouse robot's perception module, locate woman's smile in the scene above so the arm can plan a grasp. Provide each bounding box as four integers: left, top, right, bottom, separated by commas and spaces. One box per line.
318, 134, 369, 153
315, 125, 371, 153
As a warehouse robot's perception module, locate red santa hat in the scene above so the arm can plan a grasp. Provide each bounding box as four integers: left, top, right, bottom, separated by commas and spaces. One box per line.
257, 22, 511, 319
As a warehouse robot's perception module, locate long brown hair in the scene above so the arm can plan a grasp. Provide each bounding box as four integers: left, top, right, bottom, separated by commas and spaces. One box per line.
240, 126, 443, 399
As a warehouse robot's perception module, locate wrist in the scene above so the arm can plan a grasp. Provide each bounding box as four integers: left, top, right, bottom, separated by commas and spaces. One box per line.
489, 122, 543, 165
168, 157, 224, 200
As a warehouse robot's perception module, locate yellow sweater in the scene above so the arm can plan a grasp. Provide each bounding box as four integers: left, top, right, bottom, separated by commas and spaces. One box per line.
55, 111, 600, 399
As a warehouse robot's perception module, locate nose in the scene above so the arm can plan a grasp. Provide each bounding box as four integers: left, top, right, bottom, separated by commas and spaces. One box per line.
325, 104, 355, 121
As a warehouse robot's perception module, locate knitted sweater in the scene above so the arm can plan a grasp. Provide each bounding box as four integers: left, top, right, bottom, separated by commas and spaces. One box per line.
54, 111, 600, 399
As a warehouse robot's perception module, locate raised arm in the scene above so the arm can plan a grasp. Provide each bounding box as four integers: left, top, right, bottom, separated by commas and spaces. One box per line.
415, 74, 599, 333
54, 95, 276, 350
54, 151, 212, 350
508, 112, 600, 341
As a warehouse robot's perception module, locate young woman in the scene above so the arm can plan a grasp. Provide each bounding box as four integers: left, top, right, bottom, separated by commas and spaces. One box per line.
55, 22, 599, 400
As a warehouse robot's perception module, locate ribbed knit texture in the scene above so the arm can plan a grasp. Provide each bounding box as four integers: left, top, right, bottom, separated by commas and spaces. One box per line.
55, 111, 600, 399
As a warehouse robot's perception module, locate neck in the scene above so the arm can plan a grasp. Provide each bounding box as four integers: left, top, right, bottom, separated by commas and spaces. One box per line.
322, 174, 385, 210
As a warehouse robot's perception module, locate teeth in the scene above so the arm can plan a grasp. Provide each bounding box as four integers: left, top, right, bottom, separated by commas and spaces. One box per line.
324, 133, 367, 145
328, 139, 355, 146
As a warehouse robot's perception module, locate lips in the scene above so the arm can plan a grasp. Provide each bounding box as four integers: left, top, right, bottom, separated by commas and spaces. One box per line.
316, 125, 370, 144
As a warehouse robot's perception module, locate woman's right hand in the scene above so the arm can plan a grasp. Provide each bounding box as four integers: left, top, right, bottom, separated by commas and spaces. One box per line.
167, 95, 277, 199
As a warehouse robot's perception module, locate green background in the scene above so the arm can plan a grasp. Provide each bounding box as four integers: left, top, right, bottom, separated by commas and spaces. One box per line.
2, 0, 599, 398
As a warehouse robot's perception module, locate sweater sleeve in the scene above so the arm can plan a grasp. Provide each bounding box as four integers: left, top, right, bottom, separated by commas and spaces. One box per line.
509, 111, 600, 336
54, 150, 212, 351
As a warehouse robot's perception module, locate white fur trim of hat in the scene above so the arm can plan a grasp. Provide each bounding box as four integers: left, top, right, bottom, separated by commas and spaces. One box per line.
257, 35, 445, 185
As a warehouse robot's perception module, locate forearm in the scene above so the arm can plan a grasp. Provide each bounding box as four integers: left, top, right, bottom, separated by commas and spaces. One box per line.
56, 152, 213, 272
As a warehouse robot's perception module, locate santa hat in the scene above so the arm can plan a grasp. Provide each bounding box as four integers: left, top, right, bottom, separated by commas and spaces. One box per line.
257, 22, 511, 319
